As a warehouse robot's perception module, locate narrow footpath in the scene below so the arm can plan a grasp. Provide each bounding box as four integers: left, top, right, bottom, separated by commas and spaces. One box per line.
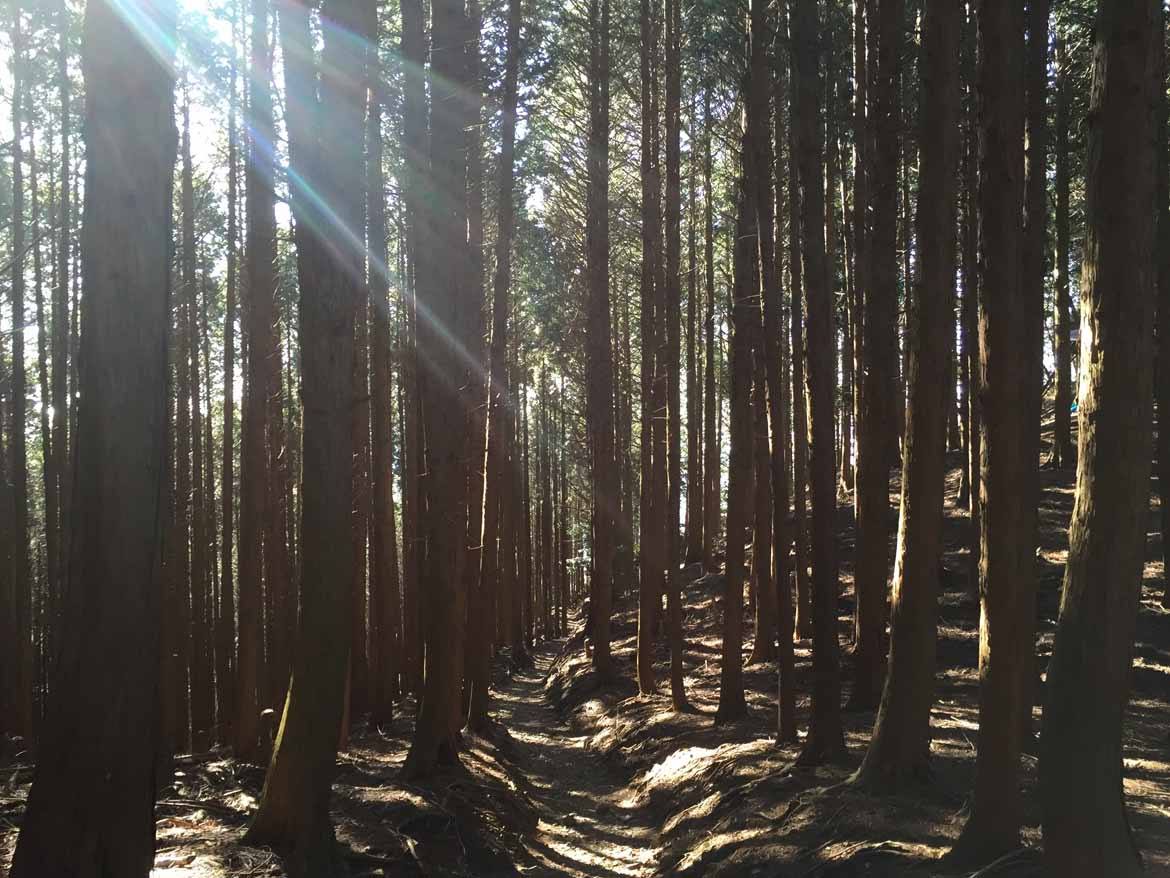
494, 642, 658, 877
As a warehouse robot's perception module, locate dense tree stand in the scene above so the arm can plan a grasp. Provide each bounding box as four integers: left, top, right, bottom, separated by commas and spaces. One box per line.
6, 0, 1170, 873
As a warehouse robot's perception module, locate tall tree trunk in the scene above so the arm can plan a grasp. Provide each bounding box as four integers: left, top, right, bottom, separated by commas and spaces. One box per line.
182, 98, 213, 753
481, 0, 524, 669
462, 0, 491, 727
173, 86, 195, 756
1053, 36, 1074, 470
636, 0, 659, 694
786, 18, 813, 641
404, 0, 474, 776
399, 0, 425, 699
852, 0, 958, 787
852, 0, 901, 713
950, 1, 1030, 859
368, 0, 401, 726
219, 0, 240, 745
246, 1, 360, 869
685, 94, 703, 565
748, 349, 776, 667
236, 0, 276, 763
349, 289, 371, 733
1018, 0, 1049, 745
582, 0, 614, 681
773, 14, 796, 740
11, 1, 176, 868
52, 0, 72, 626
8, 5, 33, 744
664, 0, 686, 709
960, 1, 980, 588
31, 137, 57, 733
850, 0, 868, 517
746, 0, 786, 680
1158, 15, 1170, 612
702, 87, 720, 572
794, 0, 846, 765
266, 316, 292, 714
1040, 3, 1159, 873
715, 178, 754, 724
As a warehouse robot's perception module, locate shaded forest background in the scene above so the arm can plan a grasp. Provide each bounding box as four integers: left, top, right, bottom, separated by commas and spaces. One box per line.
0, 0, 1168, 875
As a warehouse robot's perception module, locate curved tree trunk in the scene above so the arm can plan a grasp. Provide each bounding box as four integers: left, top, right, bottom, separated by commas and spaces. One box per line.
1040, 3, 1159, 874
852, 0, 958, 788
245, 0, 360, 869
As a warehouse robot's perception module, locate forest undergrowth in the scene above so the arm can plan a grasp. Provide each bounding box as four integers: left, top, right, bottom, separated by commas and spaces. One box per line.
3, 450, 1170, 877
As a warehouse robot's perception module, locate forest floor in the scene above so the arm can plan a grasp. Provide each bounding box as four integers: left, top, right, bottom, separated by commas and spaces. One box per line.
3, 446, 1170, 877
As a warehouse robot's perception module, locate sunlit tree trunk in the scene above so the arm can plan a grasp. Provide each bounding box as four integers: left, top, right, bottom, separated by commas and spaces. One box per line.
852, 0, 958, 787
245, 1, 360, 869
1040, 4, 1159, 873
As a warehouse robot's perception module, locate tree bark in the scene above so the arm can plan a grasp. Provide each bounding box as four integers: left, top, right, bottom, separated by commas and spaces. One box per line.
1040, 4, 1158, 875
852, 0, 958, 788
245, 1, 360, 869
399, 0, 426, 698
851, 0, 901, 713
404, 0, 474, 776
702, 87, 720, 573
219, 0, 241, 746
794, 0, 846, 765
715, 178, 754, 725
664, 0, 686, 710
1053, 37, 1074, 471
950, 1, 1030, 859
236, 0, 276, 763
10, 2, 175, 870
8, 4, 33, 745
786, 17, 813, 642
367, 0, 401, 728
637, 0, 659, 694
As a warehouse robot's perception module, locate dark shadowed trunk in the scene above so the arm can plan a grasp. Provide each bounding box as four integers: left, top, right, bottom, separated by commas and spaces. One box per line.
11, 2, 176, 870
794, 0, 845, 765
1040, 3, 1159, 874
950, 1, 1030, 861
853, 0, 958, 788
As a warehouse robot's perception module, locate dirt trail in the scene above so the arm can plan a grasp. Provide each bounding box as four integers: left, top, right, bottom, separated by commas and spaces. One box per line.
496, 642, 658, 877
